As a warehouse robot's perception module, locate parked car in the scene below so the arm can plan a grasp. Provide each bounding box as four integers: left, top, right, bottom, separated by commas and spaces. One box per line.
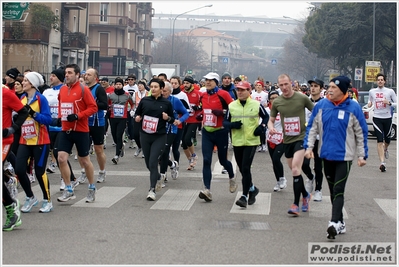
362, 104, 397, 140
357, 91, 370, 107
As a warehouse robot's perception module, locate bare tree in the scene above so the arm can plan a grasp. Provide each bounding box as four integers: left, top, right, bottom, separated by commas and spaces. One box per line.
152, 35, 209, 75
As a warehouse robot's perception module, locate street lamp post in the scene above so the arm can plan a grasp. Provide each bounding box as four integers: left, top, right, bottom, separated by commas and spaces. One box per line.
186, 21, 220, 75
170, 4, 212, 64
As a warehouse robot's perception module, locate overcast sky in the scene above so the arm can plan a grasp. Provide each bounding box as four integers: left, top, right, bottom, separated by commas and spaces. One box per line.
151, 1, 313, 19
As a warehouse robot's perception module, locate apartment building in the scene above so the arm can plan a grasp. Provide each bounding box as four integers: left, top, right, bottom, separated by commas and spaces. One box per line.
2, 2, 154, 80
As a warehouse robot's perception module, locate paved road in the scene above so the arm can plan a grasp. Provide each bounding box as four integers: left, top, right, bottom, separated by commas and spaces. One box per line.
3, 134, 397, 265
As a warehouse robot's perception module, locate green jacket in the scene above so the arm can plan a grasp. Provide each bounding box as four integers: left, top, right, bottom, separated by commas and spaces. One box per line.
229, 98, 261, 147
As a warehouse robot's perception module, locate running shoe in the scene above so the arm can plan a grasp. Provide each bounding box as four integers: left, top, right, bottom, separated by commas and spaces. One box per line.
147, 189, 156, 201
86, 188, 96, 203
57, 190, 76, 202
273, 181, 281, 192
229, 178, 237, 193
97, 171, 106, 183
39, 200, 53, 213
46, 161, 57, 173
327, 221, 339, 239
77, 171, 87, 183
302, 193, 311, 212
170, 161, 179, 179
288, 204, 299, 216
279, 177, 287, 189
313, 190, 322, 202
190, 154, 198, 167
235, 196, 247, 208
199, 188, 212, 202
3, 200, 21, 231
337, 221, 346, 234
248, 187, 259, 205
380, 164, 386, 172
134, 148, 142, 157
21, 196, 38, 213
112, 156, 119, 164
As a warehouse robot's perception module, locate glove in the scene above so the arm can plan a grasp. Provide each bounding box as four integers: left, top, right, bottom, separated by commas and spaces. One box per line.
3, 127, 15, 138
67, 114, 79, 122
196, 113, 203, 121
211, 109, 224, 116
192, 105, 200, 111
254, 125, 265, 136
25, 104, 35, 117
230, 121, 242, 129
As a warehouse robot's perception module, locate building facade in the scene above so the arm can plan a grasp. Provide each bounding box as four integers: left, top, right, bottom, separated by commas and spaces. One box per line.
3, 2, 154, 81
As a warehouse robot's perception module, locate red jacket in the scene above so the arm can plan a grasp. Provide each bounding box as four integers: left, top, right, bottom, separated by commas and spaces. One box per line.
58, 81, 98, 132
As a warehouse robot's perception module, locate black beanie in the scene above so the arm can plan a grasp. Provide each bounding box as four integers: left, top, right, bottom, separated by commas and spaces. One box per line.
114, 77, 124, 85
51, 67, 65, 83
330, 76, 351, 94
6, 67, 20, 79
183, 76, 194, 84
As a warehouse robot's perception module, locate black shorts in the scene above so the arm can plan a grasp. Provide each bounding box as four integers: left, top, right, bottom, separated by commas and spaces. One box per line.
49, 131, 59, 150
89, 125, 105, 145
56, 131, 91, 157
283, 140, 304, 158
373, 117, 392, 143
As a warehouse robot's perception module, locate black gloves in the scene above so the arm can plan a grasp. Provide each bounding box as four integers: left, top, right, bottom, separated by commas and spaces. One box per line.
67, 114, 79, 122
3, 127, 15, 138
196, 113, 203, 121
254, 125, 266, 136
230, 121, 243, 129
211, 109, 224, 116
192, 105, 201, 111
25, 104, 35, 117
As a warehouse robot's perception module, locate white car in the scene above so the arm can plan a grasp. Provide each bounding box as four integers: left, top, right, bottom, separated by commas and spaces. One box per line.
362, 105, 397, 140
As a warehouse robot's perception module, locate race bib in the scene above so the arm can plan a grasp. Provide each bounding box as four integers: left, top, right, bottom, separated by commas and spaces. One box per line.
60, 103, 73, 121
203, 109, 217, 126
268, 132, 283, 144
375, 100, 386, 110
142, 115, 159, 134
284, 117, 300, 136
21, 119, 37, 139
49, 103, 59, 119
113, 104, 125, 118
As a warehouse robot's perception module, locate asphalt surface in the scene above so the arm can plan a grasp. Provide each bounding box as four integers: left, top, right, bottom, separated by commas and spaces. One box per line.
2, 133, 397, 266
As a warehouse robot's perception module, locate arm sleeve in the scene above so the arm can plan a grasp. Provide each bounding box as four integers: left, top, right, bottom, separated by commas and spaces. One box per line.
175, 98, 189, 123
259, 104, 269, 125
34, 95, 53, 125
96, 87, 108, 110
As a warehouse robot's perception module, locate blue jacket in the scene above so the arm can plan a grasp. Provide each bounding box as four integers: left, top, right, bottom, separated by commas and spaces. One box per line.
166, 95, 189, 134
304, 97, 368, 161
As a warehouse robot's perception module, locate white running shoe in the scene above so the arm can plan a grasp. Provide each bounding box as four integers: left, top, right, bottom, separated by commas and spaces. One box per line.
313, 190, 322, 201
170, 161, 179, 180
273, 181, 281, 192
279, 177, 287, 189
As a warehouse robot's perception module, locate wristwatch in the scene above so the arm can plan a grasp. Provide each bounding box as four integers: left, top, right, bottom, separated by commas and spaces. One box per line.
388, 102, 392, 106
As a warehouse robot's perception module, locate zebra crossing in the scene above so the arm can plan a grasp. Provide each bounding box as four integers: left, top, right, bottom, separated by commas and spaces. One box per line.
18, 181, 395, 221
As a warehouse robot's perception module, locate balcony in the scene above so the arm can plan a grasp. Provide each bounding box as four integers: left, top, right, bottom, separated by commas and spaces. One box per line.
63, 3, 87, 10
89, 15, 134, 29
3, 25, 49, 43
62, 31, 87, 50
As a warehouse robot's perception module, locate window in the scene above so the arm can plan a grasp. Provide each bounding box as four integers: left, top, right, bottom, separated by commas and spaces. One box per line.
99, 32, 109, 56
100, 3, 108, 22
73, 16, 77, 32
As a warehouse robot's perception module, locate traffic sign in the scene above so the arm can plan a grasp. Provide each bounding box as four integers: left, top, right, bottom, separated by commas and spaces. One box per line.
222, 57, 229, 63
271, 59, 277, 65
354, 68, 363, 81
2, 2, 29, 20
187, 70, 192, 74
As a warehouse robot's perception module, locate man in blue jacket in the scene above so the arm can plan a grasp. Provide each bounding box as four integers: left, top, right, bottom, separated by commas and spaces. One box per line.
304, 76, 368, 240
